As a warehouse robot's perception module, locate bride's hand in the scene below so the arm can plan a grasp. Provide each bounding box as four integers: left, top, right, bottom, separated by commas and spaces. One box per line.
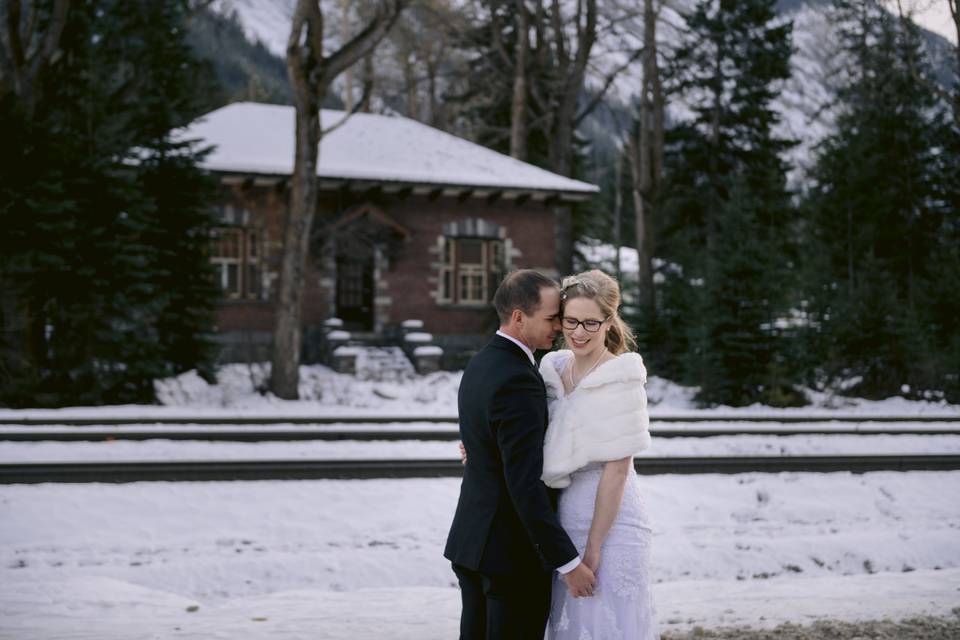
459, 441, 467, 465
583, 545, 601, 574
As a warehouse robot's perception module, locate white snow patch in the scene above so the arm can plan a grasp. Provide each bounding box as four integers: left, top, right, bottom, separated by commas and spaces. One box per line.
1, 472, 958, 636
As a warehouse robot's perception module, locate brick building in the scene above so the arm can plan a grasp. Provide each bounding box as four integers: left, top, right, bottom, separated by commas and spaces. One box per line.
181, 102, 598, 366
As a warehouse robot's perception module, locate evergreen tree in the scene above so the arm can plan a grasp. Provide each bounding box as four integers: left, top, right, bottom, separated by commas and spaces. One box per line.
698, 171, 804, 406
656, 0, 799, 405
0, 0, 219, 406
802, 0, 959, 400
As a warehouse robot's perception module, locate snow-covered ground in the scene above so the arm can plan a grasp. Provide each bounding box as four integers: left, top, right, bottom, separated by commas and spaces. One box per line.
2, 364, 959, 638
3, 434, 960, 463
0, 362, 957, 421
2, 472, 959, 639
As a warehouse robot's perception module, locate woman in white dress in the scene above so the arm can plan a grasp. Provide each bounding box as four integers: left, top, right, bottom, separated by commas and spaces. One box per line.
540, 269, 660, 640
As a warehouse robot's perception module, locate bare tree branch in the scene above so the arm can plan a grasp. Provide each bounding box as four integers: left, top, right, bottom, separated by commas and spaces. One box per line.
321, 76, 374, 137
322, 2, 405, 87
0, 0, 69, 115
573, 45, 644, 126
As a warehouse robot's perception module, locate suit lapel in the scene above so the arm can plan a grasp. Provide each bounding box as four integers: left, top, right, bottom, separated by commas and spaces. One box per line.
490, 334, 534, 367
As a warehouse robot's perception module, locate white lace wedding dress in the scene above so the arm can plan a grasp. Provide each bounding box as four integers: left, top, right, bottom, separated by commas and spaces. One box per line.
547, 460, 660, 639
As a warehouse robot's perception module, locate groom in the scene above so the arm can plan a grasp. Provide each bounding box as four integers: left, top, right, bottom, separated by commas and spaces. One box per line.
444, 269, 596, 639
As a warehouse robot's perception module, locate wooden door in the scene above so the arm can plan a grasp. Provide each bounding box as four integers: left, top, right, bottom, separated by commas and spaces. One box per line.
335, 250, 374, 330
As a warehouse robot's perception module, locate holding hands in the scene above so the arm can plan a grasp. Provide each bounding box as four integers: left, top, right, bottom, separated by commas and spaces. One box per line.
460, 439, 596, 598
562, 562, 597, 598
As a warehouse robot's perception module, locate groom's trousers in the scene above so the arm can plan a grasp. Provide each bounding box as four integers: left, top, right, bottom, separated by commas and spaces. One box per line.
452, 562, 552, 640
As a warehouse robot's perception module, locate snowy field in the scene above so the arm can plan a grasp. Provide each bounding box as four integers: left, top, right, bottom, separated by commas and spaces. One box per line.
0, 362, 957, 421
1, 472, 959, 639
3, 433, 960, 463
2, 364, 959, 638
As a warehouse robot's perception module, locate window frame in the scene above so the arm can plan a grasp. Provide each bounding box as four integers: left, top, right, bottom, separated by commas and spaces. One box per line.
210, 225, 263, 301
438, 236, 505, 306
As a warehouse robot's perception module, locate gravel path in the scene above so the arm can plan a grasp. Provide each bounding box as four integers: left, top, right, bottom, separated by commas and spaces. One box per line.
663, 612, 960, 639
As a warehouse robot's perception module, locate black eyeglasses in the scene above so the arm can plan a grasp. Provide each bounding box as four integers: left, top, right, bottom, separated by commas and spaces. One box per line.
561, 316, 609, 333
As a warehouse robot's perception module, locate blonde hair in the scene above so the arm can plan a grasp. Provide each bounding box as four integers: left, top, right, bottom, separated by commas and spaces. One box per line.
559, 269, 636, 355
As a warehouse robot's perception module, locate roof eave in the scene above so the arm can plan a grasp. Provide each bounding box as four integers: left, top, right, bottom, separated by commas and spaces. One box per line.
216, 171, 598, 203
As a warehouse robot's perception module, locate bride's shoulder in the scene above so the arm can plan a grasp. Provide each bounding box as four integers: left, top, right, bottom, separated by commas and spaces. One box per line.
581, 351, 646, 388
613, 351, 645, 366
613, 351, 647, 377
540, 349, 573, 371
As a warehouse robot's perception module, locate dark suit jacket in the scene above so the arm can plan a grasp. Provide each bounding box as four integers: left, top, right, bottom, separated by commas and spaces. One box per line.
444, 334, 578, 574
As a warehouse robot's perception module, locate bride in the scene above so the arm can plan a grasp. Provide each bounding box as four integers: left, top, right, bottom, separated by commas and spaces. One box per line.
540, 269, 660, 639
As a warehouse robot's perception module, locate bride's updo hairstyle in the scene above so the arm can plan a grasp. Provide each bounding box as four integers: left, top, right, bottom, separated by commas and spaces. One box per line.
559, 269, 637, 356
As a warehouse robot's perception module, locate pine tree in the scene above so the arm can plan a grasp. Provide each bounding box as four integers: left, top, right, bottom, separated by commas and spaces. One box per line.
656, 0, 799, 405
802, 0, 958, 400
697, 171, 803, 406
0, 0, 219, 406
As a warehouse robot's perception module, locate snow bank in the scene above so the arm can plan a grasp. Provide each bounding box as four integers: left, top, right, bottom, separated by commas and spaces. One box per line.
1, 472, 958, 637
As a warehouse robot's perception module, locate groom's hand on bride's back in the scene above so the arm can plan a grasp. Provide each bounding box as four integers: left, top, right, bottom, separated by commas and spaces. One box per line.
562, 562, 597, 598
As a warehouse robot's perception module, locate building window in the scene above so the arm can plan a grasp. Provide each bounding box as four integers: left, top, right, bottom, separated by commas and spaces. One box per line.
438, 237, 505, 305
211, 226, 262, 300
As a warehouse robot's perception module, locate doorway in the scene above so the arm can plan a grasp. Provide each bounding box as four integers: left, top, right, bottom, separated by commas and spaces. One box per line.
335, 250, 374, 331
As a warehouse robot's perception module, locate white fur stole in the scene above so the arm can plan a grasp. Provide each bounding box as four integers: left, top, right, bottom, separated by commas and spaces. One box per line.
539, 350, 651, 489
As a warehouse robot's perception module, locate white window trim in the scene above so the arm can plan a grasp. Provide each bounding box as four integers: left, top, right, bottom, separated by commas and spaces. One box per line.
211, 226, 264, 301
437, 236, 505, 306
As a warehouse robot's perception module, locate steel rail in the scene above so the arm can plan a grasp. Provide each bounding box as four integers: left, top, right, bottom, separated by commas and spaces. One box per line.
2, 426, 960, 441
2, 454, 959, 483
0, 413, 958, 426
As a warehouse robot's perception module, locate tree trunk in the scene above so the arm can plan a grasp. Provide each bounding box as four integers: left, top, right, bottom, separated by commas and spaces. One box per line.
0, 0, 70, 115
363, 51, 377, 112
546, 0, 596, 276
402, 50, 418, 117
340, 0, 354, 110
949, 0, 960, 124
629, 130, 654, 310
630, 0, 663, 311
706, 27, 723, 257
270, 0, 404, 399
427, 57, 443, 128
550, 116, 575, 275
510, 0, 529, 160
613, 149, 623, 284
271, 101, 320, 398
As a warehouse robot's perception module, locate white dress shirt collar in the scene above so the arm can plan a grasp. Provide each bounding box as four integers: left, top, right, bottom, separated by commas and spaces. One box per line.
495, 330, 536, 366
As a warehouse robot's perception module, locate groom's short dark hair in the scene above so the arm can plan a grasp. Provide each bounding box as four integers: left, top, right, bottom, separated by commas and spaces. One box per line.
493, 269, 558, 324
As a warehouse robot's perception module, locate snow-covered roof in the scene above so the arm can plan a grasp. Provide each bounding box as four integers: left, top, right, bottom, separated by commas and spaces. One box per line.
179, 102, 598, 196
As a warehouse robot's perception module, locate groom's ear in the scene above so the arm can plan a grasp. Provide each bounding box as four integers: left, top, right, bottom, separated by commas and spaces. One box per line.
511, 308, 524, 325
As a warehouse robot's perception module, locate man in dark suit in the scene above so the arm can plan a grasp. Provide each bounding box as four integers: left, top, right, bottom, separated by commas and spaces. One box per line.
444, 269, 596, 640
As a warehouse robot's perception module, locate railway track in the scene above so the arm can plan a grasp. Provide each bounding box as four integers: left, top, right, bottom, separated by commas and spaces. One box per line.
2, 454, 959, 483
0, 413, 957, 426
2, 425, 960, 441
